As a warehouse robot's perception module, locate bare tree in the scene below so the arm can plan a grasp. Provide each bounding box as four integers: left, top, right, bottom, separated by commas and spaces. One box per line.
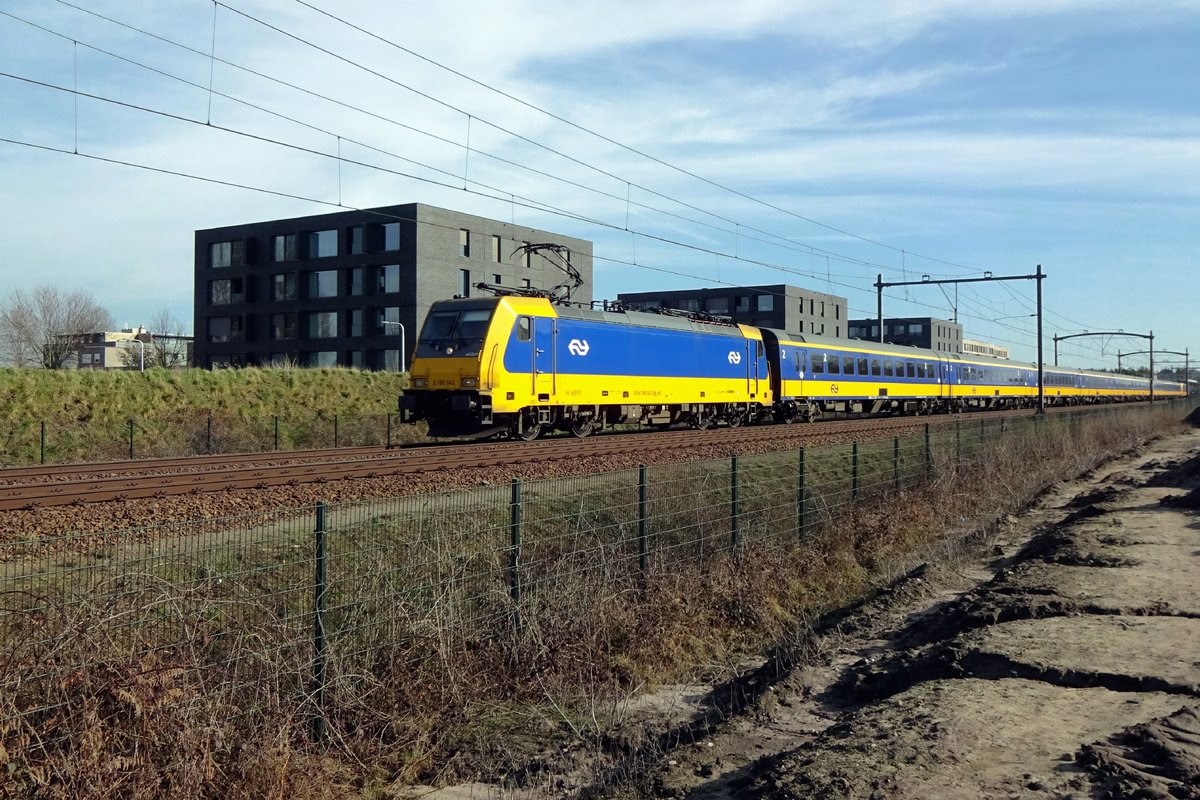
0, 287, 113, 368
117, 310, 190, 369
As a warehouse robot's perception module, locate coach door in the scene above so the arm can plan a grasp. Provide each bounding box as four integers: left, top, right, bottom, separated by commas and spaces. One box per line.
532, 316, 556, 402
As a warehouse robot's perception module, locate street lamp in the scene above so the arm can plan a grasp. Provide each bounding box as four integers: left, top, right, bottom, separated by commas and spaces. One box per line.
380, 320, 406, 373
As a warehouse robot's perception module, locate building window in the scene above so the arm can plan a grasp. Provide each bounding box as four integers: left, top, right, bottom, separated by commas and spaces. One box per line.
758, 294, 774, 312
348, 267, 364, 296
735, 296, 750, 313
270, 312, 297, 340
521, 278, 531, 289
459, 229, 470, 257
308, 311, 338, 338
522, 242, 531, 268
835, 305, 840, 320
272, 234, 296, 262
272, 273, 297, 302
309, 270, 338, 298
310, 351, 337, 367
820, 301, 826, 317
209, 240, 244, 268
349, 226, 366, 255
706, 297, 729, 314
308, 229, 337, 258
350, 309, 364, 337
460, 269, 470, 297
681, 298, 700, 312
492, 235, 502, 262
209, 278, 244, 305
207, 316, 242, 342
380, 349, 400, 371
378, 264, 400, 294
349, 350, 365, 368
493, 274, 502, 284
383, 222, 400, 250
377, 306, 399, 334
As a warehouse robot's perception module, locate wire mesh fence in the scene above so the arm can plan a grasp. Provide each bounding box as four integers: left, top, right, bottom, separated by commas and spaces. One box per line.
0, 402, 1190, 773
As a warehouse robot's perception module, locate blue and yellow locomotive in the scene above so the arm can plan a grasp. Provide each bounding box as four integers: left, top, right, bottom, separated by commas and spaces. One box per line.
400, 296, 771, 439
401, 296, 1186, 439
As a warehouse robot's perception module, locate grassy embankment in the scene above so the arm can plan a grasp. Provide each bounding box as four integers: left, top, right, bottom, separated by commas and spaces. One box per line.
0, 367, 414, 465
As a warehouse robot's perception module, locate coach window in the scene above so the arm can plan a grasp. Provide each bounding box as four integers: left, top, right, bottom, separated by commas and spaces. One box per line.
858, 357, 869, 375
883, 360, 893, 377
871, 359, 881, 377
842, 356, 855, 375
812, 354, 826, 375
906, 362, 917, 378
827, 355, 840, 375
517, 316, 531, 342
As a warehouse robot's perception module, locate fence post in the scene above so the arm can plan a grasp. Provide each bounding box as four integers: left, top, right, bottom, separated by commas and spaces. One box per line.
310, 501, 328, 743
893, 436, 900, 491
334, 415, 339, 448
40, 421, 46, 465
274, 415, 280, 451
510, 478, 522, 633
386, 413, 392, 448
851, 442, 859, 500
925, 423, 932, 478
638, 462, 648, 582
730, 455, 740, 551
206, 414, 213, 453
797, 447, 807, 539
128, 418, 135, 460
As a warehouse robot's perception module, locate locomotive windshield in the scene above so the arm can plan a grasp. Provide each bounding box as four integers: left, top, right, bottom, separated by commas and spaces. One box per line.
415, 303, 495, 358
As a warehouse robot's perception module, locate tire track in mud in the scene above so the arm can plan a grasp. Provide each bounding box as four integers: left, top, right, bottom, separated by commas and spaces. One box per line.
645, 431, 1200, 800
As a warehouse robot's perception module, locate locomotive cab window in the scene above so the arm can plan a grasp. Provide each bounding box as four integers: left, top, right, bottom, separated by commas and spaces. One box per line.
415, 303, 496, 358
516, 316, 531, 342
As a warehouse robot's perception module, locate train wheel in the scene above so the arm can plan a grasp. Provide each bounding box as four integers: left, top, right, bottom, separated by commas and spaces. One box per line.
569, 418, 594, 438
726, 412, 745, 428
517, 422, 543, 441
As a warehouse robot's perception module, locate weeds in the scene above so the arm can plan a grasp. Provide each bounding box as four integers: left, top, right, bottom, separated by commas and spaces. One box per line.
0, 401, 1193, 797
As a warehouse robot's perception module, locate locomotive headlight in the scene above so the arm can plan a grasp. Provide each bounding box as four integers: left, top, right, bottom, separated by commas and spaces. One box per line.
411, 377, 428, 388
461, 377, 478, 388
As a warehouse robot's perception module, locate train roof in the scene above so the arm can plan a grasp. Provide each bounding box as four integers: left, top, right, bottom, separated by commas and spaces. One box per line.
553, 302, 748, 337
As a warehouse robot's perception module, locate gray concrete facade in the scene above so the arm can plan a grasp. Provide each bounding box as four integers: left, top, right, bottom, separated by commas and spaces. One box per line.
193, 203, 593, 370
616, 284, 848, 336
848, 317, 963, 353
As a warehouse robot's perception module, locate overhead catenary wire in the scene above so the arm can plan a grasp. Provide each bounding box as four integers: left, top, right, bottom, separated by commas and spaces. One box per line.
1, 4, 1142, 362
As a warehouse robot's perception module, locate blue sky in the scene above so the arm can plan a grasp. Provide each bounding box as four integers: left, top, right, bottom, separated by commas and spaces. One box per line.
1, 0, 1197, 371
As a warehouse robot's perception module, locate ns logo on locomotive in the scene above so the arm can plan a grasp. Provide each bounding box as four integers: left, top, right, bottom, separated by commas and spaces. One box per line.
399, 248, 1184, 441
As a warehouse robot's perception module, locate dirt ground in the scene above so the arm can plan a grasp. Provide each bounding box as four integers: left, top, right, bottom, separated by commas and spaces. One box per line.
400, 428, 1200, 800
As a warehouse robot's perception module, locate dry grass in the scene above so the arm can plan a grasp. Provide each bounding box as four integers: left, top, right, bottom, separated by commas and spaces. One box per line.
0, 402, 1192, 797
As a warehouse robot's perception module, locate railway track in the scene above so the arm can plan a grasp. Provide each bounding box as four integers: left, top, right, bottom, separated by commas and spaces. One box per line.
0, 405, 1107, 511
